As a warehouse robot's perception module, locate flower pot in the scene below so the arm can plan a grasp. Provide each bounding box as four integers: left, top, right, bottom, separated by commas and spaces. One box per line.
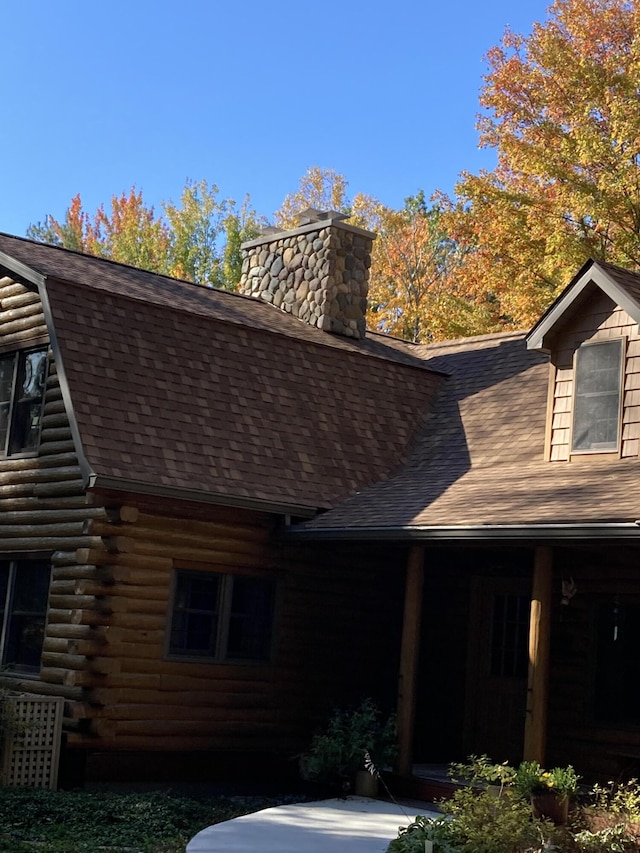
530, 791, 570, 824
354, 769, 379, 797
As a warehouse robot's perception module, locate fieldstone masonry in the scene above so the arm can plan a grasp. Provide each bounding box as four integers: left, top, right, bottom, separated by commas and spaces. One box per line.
239, 212, 375, 339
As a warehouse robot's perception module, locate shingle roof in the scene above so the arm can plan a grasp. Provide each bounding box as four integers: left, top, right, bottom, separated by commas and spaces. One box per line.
300, 331, 640, 531
0, 234, 445, 513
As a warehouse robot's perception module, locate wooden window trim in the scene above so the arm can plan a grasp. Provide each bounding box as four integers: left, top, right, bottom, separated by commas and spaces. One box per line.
0, 557, 50, 677
570, 337, 625, 456
544, 361, 557, 461
166, 566, 277, 666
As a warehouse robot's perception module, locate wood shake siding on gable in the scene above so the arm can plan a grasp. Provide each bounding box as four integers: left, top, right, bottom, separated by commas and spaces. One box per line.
548, 290, 640, 461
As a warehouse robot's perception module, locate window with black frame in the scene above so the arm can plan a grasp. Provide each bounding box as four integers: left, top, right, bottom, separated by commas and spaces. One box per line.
168, 569, 275, 663
0, 559, 50, 674
0, 347, 48, 456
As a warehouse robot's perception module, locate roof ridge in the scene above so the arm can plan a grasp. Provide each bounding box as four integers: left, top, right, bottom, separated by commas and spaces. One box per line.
418, 329, 525, 351
0, 231, 262, 307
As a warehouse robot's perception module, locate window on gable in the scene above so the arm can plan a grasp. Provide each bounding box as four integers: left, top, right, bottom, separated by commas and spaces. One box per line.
0, 348, 48, 456
168, 569, 276, 664
571, 339, 623, 453
0, 559, 50, 675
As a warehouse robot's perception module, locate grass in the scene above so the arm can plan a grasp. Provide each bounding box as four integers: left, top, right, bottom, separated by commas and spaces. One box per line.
0, 787, 291, 853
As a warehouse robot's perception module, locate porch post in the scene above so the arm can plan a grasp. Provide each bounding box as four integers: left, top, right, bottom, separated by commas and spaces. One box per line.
397, 544, 424, 776
523, 545, 553, 763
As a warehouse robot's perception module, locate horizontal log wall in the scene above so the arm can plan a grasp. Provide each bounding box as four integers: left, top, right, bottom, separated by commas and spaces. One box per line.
0, 277, 101, 714
55, 505, 404, 759
0, 276, 405, 770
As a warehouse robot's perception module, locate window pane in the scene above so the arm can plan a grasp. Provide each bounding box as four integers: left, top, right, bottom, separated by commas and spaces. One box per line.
0, 561, 9, 624
3, 561, 50, 674
572, 340, 622, 452
594, 603, 640, 723
490, 594, 530, 678
226, 576, 275, 661
9, 350, 47, 455
0, 355, 15, 452
169, 572, 221, 656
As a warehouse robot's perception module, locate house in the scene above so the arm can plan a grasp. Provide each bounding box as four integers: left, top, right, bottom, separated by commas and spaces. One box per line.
0, 214, 639, 787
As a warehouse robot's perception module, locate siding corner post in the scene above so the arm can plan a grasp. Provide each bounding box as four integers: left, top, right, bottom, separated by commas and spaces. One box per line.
523, 545, 553, 764
397, 544, 424, 776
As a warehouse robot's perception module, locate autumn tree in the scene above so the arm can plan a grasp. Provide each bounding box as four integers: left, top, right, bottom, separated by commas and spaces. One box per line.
367, 192, 486, 342
440, 0, 640, 328
28, 182, 260, 290
273, 166, 383, 231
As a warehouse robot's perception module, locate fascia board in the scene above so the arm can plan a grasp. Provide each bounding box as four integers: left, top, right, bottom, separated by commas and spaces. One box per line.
0, 251, 46, 290
285, 522, 640, 542
527, 261, 640, 351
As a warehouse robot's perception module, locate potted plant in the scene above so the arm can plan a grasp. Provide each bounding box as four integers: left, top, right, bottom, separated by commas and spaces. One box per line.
514, 761, 579, 824
299, 698, 397, 796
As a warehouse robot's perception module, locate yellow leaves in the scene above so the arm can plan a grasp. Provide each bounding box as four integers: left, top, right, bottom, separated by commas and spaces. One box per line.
274, 167, 350, 230
442, 0, 640, 329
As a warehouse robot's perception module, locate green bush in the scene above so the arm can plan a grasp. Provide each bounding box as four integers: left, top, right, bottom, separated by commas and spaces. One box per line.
299, 698, 397, 790
387, 814, 459, 853
0, 788, 283, 853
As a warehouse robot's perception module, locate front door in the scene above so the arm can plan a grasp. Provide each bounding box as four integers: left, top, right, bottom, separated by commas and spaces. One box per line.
463, 576, 531, 763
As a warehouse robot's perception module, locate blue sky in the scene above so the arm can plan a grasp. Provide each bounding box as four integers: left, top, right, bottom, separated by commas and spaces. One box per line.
2, 0, 550, 236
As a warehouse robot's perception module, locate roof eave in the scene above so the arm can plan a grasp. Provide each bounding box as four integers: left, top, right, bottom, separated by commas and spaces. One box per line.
87, 473, 318, 518
0, 250, 46, 290
284, 522, 640, 542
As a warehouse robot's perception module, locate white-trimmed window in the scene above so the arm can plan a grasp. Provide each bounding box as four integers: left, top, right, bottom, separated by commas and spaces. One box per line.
571, 339, 623, 453
168, 569, 276, 663
0, 559, 50, 674
0, 347, 48, 457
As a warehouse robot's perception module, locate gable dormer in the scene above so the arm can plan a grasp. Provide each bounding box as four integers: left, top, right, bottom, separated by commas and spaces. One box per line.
526, 259, 640, 461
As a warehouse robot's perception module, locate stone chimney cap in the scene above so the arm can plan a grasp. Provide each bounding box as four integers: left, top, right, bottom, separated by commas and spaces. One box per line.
295, 208, 349, 225
257, 226, 282, 237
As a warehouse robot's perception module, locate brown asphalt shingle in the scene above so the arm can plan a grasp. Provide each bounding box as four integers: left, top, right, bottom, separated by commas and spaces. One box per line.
302, 332, 640, 529
0, 234, 445, 512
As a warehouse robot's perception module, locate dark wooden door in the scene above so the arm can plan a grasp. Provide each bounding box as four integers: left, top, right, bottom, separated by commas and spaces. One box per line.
463, 576, 531, 763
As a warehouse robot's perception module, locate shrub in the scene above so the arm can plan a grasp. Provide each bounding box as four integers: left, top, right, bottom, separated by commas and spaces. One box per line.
299, 698, 397, 790
387, 814, 459, 853
440, 787, 556, 853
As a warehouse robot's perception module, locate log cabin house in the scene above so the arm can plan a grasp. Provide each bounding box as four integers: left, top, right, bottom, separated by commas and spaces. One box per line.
1, 214, 640, 787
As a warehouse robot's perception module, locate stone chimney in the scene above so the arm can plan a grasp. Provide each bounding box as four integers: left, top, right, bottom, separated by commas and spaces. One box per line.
239, 210, 375, 339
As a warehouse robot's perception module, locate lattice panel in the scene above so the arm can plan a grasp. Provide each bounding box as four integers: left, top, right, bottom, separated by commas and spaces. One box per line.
1, 695, 63, 789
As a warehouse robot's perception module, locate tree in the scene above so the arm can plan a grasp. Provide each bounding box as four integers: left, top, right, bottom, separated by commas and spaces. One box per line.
28, 182, 260, 290
162, 180, 261, 288
368, 193, 486, 342
440, 0, 640, 329
88, 188, 172, 271
273, 166, 382, 232
27, 195, 91, 253
274, 167, 351, 229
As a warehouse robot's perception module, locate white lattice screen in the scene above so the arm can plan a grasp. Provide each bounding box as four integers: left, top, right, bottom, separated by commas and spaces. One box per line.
1, 695, 63, 789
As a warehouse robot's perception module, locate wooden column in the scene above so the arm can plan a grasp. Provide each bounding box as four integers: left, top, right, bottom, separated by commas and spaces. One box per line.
397, 545, 424, 776
523, 545, 553, 763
